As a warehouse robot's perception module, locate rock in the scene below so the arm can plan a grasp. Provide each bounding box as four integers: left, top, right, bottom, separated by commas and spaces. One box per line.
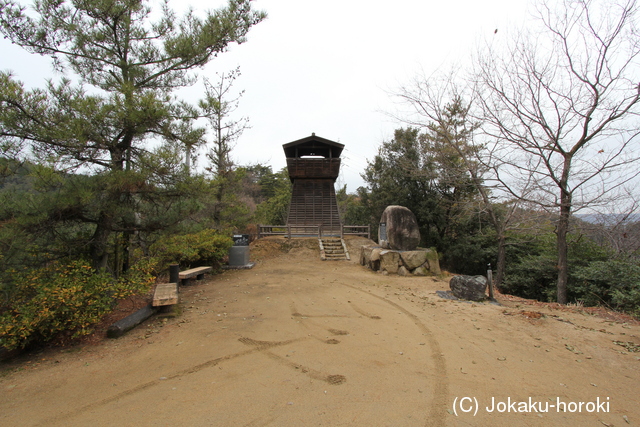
424, 250, 441, 275
449, 275, 487, 301
379, 250, 400, 274
369, 251, 381, 270
360, 246, 371, 266
412, 266, 429, 276
361, 244, 440, 277
400, 251, 429, 270
379, 205, 421, 251
360, 245, 382, 270
397, 266, 410, 276
359, 246, 368, 265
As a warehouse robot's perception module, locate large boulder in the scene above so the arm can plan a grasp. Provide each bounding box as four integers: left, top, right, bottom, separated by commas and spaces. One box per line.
424, 249, 441, 275
379, 205, 421, 251
379, 250, 400, 274
400, 250, 429, 270
397, 266, 410, 276
449, 275, 487, 301
360, 244, 441, 276
412, 266, 429, 276
360, 245, 382, 270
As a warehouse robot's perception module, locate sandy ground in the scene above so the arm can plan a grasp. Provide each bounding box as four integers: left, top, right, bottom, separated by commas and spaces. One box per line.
1, 237, 639, 427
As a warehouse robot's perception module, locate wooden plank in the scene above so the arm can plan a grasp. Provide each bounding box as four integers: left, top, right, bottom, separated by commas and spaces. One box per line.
178, 266, 213, 279
152, 283, 179, 306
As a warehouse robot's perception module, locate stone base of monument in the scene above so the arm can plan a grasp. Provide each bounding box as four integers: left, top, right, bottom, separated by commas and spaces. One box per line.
360, 245, 440, 276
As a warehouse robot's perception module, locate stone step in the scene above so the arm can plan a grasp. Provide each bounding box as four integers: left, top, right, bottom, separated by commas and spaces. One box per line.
319, 238, 350, 261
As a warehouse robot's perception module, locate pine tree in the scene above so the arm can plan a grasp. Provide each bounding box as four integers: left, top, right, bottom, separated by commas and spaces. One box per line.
0, 0, 266, 270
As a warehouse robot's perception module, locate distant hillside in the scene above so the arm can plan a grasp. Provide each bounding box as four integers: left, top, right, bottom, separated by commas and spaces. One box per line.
575, 213, 640, 225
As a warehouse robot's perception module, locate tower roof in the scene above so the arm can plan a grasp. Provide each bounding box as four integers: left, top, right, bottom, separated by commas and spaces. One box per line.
283, 133, 344, 158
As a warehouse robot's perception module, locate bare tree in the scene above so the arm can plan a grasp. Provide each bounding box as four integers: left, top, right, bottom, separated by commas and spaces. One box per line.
576, 194, 640, 256
474, 0, 640, 303
394, 74, 535, 287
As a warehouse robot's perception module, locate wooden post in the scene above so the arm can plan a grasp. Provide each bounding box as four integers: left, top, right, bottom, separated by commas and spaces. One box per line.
487, 264, 494, 300
169, 264, 179, 284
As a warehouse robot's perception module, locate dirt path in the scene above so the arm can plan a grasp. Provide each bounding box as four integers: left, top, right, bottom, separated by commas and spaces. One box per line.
1, 238, 639, 426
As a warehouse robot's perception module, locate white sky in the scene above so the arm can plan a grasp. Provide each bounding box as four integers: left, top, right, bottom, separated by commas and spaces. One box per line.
0, 0, 530, 192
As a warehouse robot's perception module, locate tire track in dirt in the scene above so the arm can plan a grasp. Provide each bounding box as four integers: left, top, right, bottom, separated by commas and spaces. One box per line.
289, 302, 352, 342
341, 283, 448, 427
291, 311, 349, 318
36, 337, 308, 426
348, 301, 382, 319
238, 337, 347, 385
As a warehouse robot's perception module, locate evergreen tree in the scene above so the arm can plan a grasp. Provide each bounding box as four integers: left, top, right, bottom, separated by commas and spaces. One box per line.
361, 127, 480, 249
360, 128, 435, 242
421, 98, 480, 244
254, 167, 292, 225
0, 0, 266, 270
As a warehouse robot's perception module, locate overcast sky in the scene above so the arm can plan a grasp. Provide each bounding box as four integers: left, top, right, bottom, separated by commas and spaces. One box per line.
0, 0, 530, 192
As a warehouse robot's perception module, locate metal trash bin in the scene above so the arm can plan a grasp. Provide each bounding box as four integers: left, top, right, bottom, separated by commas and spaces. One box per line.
229, 234, 250, 266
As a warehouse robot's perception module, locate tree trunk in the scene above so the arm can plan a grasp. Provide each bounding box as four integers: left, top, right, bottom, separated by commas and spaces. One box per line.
556, 213, 569, 304
91, 143, 129, 272
122, 231, 131, 273
113, 233, 121, 279
556, 162, 572, 304
556, 209, 570, 304
90, 215, 112, 271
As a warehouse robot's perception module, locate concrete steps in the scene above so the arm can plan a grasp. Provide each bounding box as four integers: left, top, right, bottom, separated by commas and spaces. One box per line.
319, 238, 350, 261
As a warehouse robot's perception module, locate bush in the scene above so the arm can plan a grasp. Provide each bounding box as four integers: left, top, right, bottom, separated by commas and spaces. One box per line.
501, 232, 640, 316
573, 259, 640, 317
500, 254, 558, 301
440, 232, 497, 276
149, 229, 233, 270
0, 259, 155, 350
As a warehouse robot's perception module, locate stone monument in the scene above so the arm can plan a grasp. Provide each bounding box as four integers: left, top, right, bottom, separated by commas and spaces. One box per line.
361, 205, 440, 276
378, 205, 421, 250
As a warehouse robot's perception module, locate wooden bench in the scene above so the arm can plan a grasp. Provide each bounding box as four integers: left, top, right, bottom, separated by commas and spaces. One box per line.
178, 266, 213, 285
152, 282, 179, 307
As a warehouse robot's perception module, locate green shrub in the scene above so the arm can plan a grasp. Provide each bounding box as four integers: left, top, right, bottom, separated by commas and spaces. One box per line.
572, 259, 640, 317
500, 254, 558, 301
441, 232, 497, 276
149, 229, 233, 270
501, 232, 640, 316
0, 259, 155, 350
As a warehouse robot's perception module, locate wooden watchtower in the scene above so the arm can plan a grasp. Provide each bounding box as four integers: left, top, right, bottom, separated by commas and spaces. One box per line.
283, 133, 344, 236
